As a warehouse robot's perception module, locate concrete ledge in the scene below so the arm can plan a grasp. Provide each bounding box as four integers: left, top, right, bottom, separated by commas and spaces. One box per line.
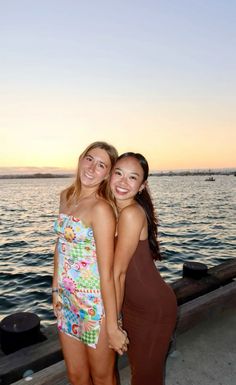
166, 308, 236, 385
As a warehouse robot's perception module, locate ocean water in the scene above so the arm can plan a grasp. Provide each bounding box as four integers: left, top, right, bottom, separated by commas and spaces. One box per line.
0, 175, 235, 326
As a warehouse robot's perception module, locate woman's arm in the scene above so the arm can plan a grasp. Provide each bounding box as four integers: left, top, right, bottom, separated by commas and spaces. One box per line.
92, 201, 127, 354
114, 205, 145, 314
52, 240, 60, 317
52, 191, 65, 317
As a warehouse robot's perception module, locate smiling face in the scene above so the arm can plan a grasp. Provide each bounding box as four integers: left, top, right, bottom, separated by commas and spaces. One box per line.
79, 147, 111, 188
110, 156, 146, 208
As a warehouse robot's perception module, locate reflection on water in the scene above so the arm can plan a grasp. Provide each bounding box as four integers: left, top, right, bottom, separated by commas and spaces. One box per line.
0, 176, 235, 325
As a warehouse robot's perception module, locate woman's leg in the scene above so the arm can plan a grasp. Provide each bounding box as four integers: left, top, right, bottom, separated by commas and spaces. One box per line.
59, 331, 93, 385
88, 319, 118, 385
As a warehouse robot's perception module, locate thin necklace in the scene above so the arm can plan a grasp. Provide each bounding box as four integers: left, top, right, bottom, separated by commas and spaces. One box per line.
74, 191, 96, 207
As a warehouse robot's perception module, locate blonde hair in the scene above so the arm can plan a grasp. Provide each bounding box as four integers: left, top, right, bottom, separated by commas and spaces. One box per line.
66, 141, 118, 211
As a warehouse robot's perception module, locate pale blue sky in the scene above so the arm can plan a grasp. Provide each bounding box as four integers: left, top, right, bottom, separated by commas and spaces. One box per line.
0, 0, 235, 170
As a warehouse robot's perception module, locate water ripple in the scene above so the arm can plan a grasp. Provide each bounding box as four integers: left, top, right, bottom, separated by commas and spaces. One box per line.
0, 175, 235, 325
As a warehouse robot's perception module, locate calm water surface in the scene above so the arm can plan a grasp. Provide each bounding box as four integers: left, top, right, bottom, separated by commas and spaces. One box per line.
0, 176, 235, 325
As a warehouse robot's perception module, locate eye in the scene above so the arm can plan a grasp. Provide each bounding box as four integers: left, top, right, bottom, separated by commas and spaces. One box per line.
114, 170, 122, 176
98, 163, 105, 169
85, 155, 92, 161
130, 176, 137, 180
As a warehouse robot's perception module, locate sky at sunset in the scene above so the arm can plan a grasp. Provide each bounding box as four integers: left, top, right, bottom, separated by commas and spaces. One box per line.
0, 0, 235, 171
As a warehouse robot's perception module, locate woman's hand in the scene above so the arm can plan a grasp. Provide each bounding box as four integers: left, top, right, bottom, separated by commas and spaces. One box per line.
108, 326, 129, 355
52, 292, 61, 318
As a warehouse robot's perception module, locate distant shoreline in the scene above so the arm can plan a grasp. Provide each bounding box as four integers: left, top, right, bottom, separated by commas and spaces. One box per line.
149, 170, 236, 177
0, 170, 235, 179
0, 173, 73, 179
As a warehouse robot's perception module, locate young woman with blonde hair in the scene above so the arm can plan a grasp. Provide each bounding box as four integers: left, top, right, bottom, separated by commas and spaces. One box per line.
52, 142, 127, 385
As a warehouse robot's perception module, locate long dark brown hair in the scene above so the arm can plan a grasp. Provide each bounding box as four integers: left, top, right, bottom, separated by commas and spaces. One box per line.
117, 152, 161, 260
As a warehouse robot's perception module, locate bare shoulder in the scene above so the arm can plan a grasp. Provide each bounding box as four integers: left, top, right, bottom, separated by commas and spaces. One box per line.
92, 198, 115, 219
118, 204, 146, 238
60, 188, 68, 202
120, 203, 145, 224
59, 188, 69, 209
91, 199, 116, 235
117, 204, 146, 244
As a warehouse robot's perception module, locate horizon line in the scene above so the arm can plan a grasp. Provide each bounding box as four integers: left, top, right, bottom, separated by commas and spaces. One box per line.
0, 165, 235, 176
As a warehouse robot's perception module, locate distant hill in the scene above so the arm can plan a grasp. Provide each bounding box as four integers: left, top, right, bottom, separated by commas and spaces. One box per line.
0, 167, 74, 179
0, 173, 73, 179
149, 169, 236, 177
0, 167, 235, 179
1, 171, 236, 179
0, 166, 74, 175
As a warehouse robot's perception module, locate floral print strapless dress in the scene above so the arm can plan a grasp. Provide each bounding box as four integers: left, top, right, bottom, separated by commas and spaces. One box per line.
54, 213, 104, 348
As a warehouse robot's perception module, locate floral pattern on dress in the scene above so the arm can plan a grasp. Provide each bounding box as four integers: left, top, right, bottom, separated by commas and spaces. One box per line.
54, 213, 104, 348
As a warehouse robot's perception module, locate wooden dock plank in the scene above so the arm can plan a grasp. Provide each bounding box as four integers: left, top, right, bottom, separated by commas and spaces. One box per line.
10, 355, 129, 385
171, 258, 236, 304
0, 333, 63, 385
1, 259, 235, 385
10, 361, 68, 385
10, 281, 236, 385
176, 280, 236, 334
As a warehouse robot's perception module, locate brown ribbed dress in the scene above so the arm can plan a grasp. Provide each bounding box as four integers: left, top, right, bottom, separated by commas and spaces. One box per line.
122, 240, 177, 385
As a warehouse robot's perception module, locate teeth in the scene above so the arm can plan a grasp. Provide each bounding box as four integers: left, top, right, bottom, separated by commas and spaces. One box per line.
116, 186, 128, 193
85, 173, 93, 179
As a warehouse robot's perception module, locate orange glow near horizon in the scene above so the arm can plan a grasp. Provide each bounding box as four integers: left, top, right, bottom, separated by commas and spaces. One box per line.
0, 2, 235, 171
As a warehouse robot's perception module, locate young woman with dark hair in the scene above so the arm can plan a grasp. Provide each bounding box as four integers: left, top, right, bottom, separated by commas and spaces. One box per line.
110, 152, 177, 385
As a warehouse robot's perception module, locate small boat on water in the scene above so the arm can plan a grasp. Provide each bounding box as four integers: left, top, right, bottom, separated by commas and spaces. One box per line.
205, 176, 215, 181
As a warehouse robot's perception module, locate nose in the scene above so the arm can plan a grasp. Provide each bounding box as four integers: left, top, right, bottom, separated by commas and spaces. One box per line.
119, 174, 128, 184
88, 161, 96, 172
